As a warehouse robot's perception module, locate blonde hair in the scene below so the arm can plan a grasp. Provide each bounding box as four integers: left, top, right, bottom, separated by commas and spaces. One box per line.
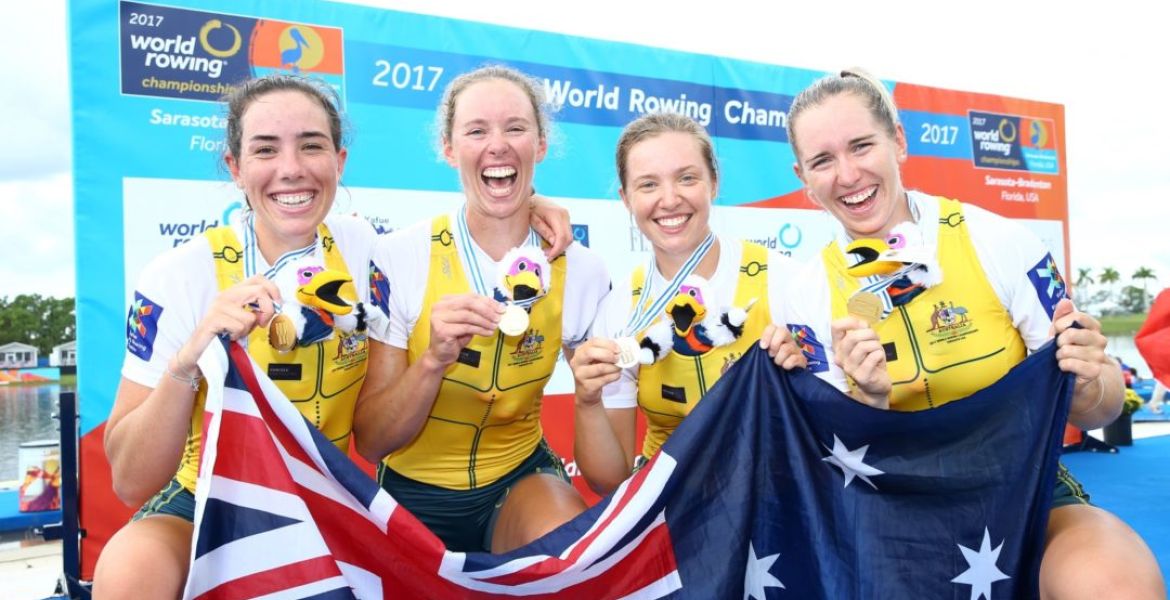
786, 67, 899, 159
436, 65, 551, 148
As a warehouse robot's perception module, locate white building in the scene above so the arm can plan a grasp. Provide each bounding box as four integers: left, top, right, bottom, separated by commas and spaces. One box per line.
0, 342, 38, 368
50, 341, 77, 367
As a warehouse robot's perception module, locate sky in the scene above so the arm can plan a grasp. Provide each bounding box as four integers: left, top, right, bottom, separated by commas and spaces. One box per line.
3, 0, 1167, 301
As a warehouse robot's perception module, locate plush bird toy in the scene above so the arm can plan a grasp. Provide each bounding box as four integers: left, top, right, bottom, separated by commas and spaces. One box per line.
269, 264, 368, 351
495, 246, 551, 304
842, 222, 942, 315
844, 222, 941, 286
636, 275, 755, 364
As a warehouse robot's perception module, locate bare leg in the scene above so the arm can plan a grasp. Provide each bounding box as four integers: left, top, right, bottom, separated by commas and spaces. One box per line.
490, 473, 587, 554
1040, 504, 1164, 599
92, 515, 193, 600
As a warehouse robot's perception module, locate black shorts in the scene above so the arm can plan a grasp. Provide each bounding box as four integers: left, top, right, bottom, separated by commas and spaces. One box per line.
377, 439, 569, 552
1051, 462, 1092, 508
132, 477, 195, 522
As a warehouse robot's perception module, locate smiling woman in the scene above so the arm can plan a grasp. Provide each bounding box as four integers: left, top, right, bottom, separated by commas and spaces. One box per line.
353, 65, 611, 554
92, 75, 380, 600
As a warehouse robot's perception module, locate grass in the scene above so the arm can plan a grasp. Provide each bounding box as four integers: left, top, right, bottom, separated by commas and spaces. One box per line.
1098, 313, 1148, 336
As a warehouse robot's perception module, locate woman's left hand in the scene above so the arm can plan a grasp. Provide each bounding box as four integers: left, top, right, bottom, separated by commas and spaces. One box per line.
529, 194, 572, 259
759, 323, 808, 370
1049, 298, 1109, 383
1049, 298, 1123, 426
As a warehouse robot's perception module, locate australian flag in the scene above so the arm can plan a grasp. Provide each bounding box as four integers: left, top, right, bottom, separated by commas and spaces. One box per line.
185, 337, 1072, 599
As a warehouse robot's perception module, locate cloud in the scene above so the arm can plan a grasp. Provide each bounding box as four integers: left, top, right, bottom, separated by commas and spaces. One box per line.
0, 173, 75, 299
0, 0, 71, 180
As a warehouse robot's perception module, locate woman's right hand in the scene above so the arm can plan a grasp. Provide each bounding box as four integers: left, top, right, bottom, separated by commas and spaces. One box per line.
569, 338, 622, 406
830, 316, 891, 408
424, 293, 503, 369
177, 274, 282, 375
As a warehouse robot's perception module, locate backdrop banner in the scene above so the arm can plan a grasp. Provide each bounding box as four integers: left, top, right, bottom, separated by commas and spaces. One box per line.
70, 0, 1068, 576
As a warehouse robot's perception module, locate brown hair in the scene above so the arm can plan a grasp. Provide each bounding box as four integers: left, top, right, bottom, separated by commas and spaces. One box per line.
615, 112, 719, 189
222, 74, 346, 159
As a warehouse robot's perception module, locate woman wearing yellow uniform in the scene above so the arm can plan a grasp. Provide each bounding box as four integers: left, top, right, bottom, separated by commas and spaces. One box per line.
569, 113, 806, 496
782, 68, 1164, 598
95, 76, 378, 599
354, 66, 609, 553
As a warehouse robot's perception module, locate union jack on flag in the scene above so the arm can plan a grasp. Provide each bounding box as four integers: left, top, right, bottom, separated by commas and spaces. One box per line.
185, 337, 1072, 599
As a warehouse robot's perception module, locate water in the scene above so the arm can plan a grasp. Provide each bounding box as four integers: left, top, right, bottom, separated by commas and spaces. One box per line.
0, 384, 68, 482
1106, 334, 1152, 379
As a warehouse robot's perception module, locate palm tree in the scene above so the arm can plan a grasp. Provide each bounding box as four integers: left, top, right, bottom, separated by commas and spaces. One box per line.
1099, 267, 1120, 289
1099, 267, 1121, 306
1075, 267, 1095, 300
1133, 266, 1156, 301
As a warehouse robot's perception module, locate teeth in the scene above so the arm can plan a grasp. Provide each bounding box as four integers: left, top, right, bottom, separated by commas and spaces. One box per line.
841, 187, 875, 205
487, 183, 514, 198
482, 166, 516, 178
272, 192, 313, 207
656, 215, 688, 228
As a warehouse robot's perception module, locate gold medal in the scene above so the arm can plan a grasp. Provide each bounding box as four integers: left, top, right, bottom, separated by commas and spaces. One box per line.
615, 336, 641, 369
268, 313, 297, 352
499, 304, 530, 337
847, 292, 884, 326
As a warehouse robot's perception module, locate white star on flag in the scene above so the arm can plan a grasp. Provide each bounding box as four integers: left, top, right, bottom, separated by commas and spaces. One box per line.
743, 541, 783, 600
951, 527, 1010, 600
822, 434, 884, 489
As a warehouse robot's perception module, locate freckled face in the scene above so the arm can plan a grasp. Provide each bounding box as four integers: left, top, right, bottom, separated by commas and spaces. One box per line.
226, 90, 346, 257
443, 79, 547, 222
791, 92, 911, 240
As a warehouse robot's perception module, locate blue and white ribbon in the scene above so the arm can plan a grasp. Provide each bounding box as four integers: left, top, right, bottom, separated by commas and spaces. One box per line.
623, 232, 715, 337
454, 206, 541, 302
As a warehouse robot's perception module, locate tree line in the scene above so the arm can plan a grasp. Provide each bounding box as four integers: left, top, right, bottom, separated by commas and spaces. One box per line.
0, 294, 76, 356
1074, 266, 1159, 315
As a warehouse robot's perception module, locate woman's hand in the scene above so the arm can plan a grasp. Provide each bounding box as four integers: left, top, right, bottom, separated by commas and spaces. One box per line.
529, 194, 572, 259
830, 316, 890, 408
569, 338, 622, 406
759, 323, 808, 370
177, 274, 281, 374
424, 293, 503, 369
1049, 298, 1109, 383
1049, 298, 1123, 424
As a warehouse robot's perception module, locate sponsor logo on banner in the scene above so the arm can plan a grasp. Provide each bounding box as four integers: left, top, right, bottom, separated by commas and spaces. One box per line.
571, 224, 590, 248
119, 1, 345, 102
968, 110, 1059, 174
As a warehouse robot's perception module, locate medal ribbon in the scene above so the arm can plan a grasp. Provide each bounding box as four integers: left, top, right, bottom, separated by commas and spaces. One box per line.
853, 263, 929, 320
622, 232, 715, 337
454, 206, 541, 306
243, 211, 317, 281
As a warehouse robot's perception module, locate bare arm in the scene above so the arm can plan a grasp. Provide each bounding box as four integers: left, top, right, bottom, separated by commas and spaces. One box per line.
353, 293, 503, 462
570, 338, 637, 495
104, 376, 199, 506
529, 194, 572, 260
105, 274, 280, 506
1049, 299, 1125, 429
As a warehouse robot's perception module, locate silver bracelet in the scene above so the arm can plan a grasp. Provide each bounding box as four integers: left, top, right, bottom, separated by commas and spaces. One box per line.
166, 361, 202, 392
1073, 375, 1106, 415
